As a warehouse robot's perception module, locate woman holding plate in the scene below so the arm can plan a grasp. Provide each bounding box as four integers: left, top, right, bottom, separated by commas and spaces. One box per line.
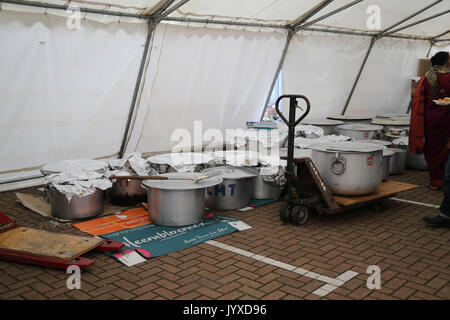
409, 51, 450, 190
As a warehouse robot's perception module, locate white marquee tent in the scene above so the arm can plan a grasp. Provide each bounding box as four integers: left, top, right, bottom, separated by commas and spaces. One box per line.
0, 0, 449, 190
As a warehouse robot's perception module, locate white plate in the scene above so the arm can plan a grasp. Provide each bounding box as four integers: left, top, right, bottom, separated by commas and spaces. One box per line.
433, 100, 450, 106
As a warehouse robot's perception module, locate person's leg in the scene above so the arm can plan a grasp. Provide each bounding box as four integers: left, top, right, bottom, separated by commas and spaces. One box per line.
423, 153, 450, 227
439, 153, 450, 217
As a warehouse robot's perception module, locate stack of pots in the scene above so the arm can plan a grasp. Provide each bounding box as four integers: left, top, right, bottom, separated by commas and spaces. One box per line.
309, 141, 383, 196
336, 124, 384, 140
301, 119, 344, 135
202, 166, 257, 210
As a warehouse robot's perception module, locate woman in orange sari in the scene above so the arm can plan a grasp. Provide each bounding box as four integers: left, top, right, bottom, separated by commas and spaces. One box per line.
409, 51, 450, 189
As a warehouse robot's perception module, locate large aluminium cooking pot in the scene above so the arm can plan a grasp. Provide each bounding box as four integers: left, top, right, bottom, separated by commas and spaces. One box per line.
386, 148, 407, 174
50, 186, 104, 220
301, 119, 344, 135
382, 149, 394, 180
392, 137, 427, 171
309, 142, 383, 196
250, 168, 281, 200
336, 124, 383, 140
142, 172, 222, 226
109, 178, 147, 206
203, 166, 257, 210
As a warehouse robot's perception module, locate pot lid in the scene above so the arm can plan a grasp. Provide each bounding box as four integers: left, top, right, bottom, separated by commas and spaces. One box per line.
383, 149, 395, 157
376, 113, 409, 118
327, 114, 374, 121
371, 117, 410, 125
337, 123, 383, 131
392, 137, 409, 146
302, 118, 344, 126
355, 139, 392, 146
309, 141, 383, 153
202, 165, 258, 179
41, 159, 108, 174
142, 172, 222, 190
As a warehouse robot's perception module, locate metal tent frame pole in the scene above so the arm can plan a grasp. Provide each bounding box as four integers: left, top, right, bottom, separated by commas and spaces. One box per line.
118, 0, 192, 157
118, 20, 158, 158
293, 0, 365, 33
259, 29, 294, 121
340, 2, 448, 115
290, 0, 335, 30
340, 37, 376, 115
0, 0, 150, 19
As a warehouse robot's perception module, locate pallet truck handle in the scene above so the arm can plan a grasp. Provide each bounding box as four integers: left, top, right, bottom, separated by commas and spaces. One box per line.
275, 94, 311, 127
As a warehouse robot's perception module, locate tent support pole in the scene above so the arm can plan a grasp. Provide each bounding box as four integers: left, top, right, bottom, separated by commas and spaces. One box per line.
341, 37, 376, 115
426, 40, 435, 58
259, 29, 294, 121
376, 0, 443, 38
118, 20, 157, 158
293, 0, 364, 33
290, 0, 335, 29
0, 0, 150, 19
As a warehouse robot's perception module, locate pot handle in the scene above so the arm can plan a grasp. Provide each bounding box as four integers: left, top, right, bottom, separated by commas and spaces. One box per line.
330, 152, 346, 175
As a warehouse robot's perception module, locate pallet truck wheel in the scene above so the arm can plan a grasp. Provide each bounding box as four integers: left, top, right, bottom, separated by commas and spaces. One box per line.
280, 202, 292, 222
291, 205, 309, 226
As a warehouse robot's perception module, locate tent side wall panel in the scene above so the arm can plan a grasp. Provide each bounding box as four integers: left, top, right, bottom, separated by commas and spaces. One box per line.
0, 10, 147, 181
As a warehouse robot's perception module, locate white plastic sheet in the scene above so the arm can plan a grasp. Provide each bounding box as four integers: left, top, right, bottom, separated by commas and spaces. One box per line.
0, 10, 147, 181
283, 32, 371, 119
134, 23, 286, 153
346, 37, 430, 115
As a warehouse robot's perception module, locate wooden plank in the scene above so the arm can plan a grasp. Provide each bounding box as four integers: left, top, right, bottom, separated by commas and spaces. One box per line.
0, 227, 104, 261
333, 180, 418, 207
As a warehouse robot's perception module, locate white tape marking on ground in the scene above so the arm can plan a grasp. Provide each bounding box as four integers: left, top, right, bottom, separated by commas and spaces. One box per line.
205, 240, 359, 297
391, 197, 440, 209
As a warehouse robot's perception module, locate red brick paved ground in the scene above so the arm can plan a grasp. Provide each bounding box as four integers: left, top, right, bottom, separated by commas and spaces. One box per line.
0, 169, 449, 300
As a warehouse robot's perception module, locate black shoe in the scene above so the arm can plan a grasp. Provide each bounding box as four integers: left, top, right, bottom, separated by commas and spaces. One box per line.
423, 215, 450, 228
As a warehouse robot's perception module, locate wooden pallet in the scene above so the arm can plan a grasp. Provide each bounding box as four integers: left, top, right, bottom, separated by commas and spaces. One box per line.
0, 227, 104, 261
332, 180, 417, 207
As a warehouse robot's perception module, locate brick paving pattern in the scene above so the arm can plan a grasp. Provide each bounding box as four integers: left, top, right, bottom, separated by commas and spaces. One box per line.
0, 169, 449, 300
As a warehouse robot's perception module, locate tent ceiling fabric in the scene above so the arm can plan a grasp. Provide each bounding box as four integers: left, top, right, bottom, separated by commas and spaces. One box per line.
4, 0, 450, 38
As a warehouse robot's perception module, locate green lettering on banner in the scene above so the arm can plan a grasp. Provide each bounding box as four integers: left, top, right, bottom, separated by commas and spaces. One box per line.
102, 216, 240, 259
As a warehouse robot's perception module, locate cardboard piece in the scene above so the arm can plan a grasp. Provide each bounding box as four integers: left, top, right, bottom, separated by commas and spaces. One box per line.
418, 59, 431, 77
73, 207, 150, 236
15, 192, 134, 223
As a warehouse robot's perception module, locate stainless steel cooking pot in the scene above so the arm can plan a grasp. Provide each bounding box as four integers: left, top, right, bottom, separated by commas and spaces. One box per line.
202, 166, 257, 210
382, 149, 394, 180
50, 186, 104, 220
309, 142, 383, 196
301, 119, 344, 135
250, 168, 281, 200
392, 138, 427, 171
109, 178, 147, 206
142, 172, 222, 226
386, 148, 407, 174
336, 124, 383, 140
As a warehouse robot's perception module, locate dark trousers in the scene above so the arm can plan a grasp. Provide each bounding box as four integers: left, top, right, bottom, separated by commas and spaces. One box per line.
439, 152, 450, 217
